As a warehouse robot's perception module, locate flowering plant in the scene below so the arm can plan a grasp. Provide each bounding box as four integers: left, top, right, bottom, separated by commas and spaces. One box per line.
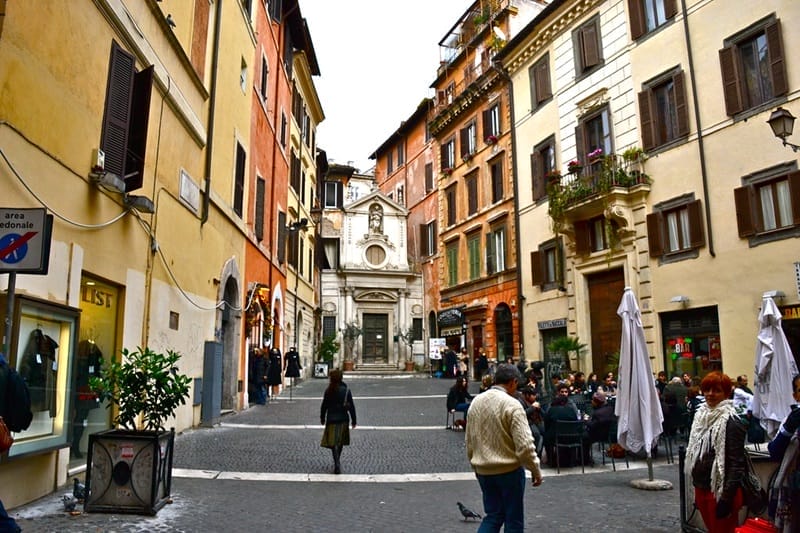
567, 159, 582, 172
485, 135, 498, 144
442, 167, 453, 176
545, 170, 562, 182
588, 148, 604, 160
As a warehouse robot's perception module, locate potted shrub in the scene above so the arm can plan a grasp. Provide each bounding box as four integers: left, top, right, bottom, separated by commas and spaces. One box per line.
397, 327, 417, 371
341, 322, 362, 371
85, 346, 191, 515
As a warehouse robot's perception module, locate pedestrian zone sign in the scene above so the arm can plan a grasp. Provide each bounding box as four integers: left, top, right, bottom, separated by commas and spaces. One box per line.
0, 208, 53, 274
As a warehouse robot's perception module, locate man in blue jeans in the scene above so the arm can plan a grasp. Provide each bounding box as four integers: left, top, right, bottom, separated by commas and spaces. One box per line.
466, 364, 543, 532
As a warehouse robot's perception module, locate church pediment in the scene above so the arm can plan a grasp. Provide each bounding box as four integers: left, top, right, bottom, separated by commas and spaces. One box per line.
355, 290, 397, 303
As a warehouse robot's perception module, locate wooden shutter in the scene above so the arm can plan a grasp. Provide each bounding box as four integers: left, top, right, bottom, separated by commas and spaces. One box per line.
535, 56, 552, 103
482, 108, 492, 140
486, 233, 496, 274
628, 0, 646, 40
277, 211, 287, 263
664, 0, 678, 19
419, 224, 428, 256
101, 42, 135, 179
638, 89, 656, 150
765, 20, 788, 97
529, 65, 538, 108
440, 144, 448, 171
574, 220, 590, 256
788, 171, 800, 226
425, 163, 434, 192
733, 185, 756, 237
432, 220, 438, 253
531, 251, 544, 286
581, 22, 601, 70
336, 181, 343, 207
719, 46, 744, 116
687, 200, 705, 249
255, 178, 265, 242
575, 125, 586, 162
673, 71, 690, 138
646, 211, 664, 257
125, 65, 153, 192
531, 151, 544, 201
234, 144, 246, 217
460, 127, 469, 157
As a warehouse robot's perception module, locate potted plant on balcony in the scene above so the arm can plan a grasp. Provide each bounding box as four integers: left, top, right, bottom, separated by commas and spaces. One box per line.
340, 322, 362, 371
567, 159, 583, 174
85, 346, 191, 515
442, 167, 453, 177
485, 134, 498, 145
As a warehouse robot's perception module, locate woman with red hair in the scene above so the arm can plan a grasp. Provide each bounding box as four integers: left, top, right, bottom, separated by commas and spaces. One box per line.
684, 371, 746, 532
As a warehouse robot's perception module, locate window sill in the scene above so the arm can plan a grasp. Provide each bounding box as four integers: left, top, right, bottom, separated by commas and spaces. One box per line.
747, 225, 800, 248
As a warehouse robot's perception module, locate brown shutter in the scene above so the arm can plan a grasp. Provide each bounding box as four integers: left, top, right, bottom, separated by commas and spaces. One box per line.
125, 65, 153, 192
788, 171, 800, 226
664, 0, 678, 19
460, 127, 469, 157
496, 99, 502, 134
638, 89, 656, 150
531, 251, 543, 286
574, 220, 590, 256
419, 224, 427, 256
101, 42, 135, 179
687, 199, 705, 249
277, 211, 287, 263
581, 22, 601, 70
535, 58, 551, 103
440, 144, 448, 171
734, 185, 756, 237
765, 20, 787, 97
336, 181, 343, 206
719, 46, 744, 116
531, 151, 545, 200
575, 125, 586, 162
673, 71, 690, 138
432, 220, 438, 254
482, 108, 492, 140
628, 0, 646, 40
646, 212, 664, 257
529, 65, 538, 108
255, 178, 265, 242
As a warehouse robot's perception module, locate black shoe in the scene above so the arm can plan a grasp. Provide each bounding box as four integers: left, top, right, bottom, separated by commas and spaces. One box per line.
334, 464, 341, 474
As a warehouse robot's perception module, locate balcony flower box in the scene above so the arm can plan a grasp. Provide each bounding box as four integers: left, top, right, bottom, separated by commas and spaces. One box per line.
485, 135, 498, 145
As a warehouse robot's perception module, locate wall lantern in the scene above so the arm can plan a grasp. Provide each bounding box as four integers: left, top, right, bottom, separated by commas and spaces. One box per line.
767, 107, 800, 152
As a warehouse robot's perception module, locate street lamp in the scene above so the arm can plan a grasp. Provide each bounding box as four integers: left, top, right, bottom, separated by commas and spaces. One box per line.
767, 107, 800, 152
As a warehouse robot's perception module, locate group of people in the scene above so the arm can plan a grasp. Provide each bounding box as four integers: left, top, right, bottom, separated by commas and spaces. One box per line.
248, 346, 302, 404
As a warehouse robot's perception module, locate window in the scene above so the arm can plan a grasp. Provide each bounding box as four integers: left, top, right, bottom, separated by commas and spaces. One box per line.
290, 151, 301, 192
629, 0, 677, 40
531, 137, 556, 201
466, 173, 478, 216
447, 242, 459, 286
486, 226, 506, 274
639, 70, 689, 150
322, 238, 340, 269
425, 163, 434, 193
240, 57, 247, 93
280, 112, 287, 147
573, 216, 619, 255
575, 106, 612, 165
322, 316, 337, 339
397, 144, 405, 166
528, 53, 552, 109
647, 196, 705, 260
420, 220, 438, 257
573, 16, 603, 76
482, 102, 501, 141
234, 142, 246, 217
240, 0, 252, 16
255, 177, 265, 241
734, 170, 800, 242
446, 184, 457, 226
300, 171, 306, 204
441, 137, 456, 171
719, 17, 787, 116
100, 42, 154, 192
396, 185, 404, 206
468, 233, 481, 280
267, 0, 282, 22
531, 238, 563, 290
324, 180, 342, 208
259, 54, 269, 102
387, 152, 394, 174
460, 121, 477, 158
490, 160, 504, 203
412, 318, 423, 341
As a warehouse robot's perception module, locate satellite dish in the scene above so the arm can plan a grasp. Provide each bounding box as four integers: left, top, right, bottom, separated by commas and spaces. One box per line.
493, 26, 506, 40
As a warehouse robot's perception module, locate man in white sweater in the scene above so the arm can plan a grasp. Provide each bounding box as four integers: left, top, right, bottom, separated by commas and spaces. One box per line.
465, 364, 543, 532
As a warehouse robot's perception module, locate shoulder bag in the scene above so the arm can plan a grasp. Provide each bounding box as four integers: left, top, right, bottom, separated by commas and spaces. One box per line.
743, 449, 769, 516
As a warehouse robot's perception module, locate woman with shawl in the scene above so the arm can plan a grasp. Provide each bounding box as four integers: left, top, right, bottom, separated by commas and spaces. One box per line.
685, 371, 746, 532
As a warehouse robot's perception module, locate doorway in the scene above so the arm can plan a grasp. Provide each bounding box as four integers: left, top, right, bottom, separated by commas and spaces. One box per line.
362, 313, 388, 363
587, 268, 624, 374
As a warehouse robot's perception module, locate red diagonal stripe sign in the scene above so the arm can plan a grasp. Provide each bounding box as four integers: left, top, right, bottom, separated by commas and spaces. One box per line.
0, 231, 37, 261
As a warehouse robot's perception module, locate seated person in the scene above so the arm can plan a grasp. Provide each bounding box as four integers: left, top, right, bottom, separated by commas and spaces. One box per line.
543, 383, 581, 465
479, 373, 494, 394
521, 385, 545, 456
446, 376, 473, 423
584, 391, 614, 444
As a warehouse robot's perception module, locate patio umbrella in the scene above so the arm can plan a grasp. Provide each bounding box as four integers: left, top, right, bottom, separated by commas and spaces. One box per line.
751, 295, 798, 440
615, 287, 663, 483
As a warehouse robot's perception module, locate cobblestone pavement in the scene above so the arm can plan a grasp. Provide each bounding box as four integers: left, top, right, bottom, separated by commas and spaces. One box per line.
11, 375, 685, 532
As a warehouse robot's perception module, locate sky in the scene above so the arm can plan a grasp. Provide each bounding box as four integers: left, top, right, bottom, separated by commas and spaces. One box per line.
300, 1, 473, 174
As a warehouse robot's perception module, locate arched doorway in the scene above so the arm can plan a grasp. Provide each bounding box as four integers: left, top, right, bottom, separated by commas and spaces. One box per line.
221, 277, 240, 411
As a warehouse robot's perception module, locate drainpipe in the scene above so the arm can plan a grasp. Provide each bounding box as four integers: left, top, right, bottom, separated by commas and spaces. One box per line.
491, 61, 526, 361
681, 0, 715, 256
201, 0, 223, 226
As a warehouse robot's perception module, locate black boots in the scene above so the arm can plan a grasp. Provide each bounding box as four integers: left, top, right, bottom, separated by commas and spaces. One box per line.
333, 446, 342, 474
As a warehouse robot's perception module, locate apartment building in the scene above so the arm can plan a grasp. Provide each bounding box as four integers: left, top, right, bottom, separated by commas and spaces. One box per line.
498, 0, 800, 382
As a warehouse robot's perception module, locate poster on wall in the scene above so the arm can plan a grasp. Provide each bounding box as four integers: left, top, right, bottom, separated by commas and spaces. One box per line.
429, 337, 446, 360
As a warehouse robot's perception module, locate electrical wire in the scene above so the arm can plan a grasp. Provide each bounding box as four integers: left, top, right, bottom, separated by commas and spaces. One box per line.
0, 148, 130, 228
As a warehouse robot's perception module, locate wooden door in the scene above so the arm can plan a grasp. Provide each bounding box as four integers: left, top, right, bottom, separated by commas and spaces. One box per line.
362, 314, 388, 363
587, 268, 625, 373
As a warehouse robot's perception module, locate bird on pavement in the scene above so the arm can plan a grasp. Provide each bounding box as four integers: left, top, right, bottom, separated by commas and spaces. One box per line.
62, 494, 77, 512
457, 501, 482, 521
73, 477, 86, 501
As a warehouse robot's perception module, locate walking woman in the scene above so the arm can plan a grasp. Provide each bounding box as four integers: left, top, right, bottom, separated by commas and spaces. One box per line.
320, 369, 356, 474
685, 371, 746, 533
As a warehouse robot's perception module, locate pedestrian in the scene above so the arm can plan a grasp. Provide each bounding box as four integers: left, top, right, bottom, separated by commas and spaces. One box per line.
465, 364, 543, 532
459, 347, 469, 378
445, 347, 458, 378
266, 347, 282, 398
320, 368, 356, 474
253, 349, 268, 404
766, 374, 800, 531
684, 371, 746, 533
475, 348, 489, 379
0, 353, 23, 532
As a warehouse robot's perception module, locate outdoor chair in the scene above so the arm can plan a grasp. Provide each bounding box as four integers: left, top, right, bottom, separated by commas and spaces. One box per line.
554, 420, 586, 473
597, 417, 629, 471
446, 409, 466, 430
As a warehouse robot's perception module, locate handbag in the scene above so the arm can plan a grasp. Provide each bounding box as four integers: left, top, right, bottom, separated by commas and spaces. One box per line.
0, 416, 14, 453
743, 450, 769, 516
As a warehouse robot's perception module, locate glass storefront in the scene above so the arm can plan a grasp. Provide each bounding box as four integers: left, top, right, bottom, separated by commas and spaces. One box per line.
661, 306, 721, 379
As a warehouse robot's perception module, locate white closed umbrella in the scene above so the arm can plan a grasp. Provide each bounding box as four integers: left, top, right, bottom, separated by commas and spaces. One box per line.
751, 296, 798, 440
616, 287, 664, 483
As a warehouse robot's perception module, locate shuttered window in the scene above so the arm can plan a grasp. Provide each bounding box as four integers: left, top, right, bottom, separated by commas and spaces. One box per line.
638, 70, 689, 150
528, 53, 551, 109
647, 197, 705, 260
734, 171, 800, 239
629, 0, 677, 40
573, 17, 602, 76
234, 143, 246, 217
255, 177, 265, 242
531, 137, 555, 202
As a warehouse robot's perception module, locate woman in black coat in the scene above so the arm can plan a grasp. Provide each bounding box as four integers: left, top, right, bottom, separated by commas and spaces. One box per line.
320, 369, 357, 474
266, 347, 282, 397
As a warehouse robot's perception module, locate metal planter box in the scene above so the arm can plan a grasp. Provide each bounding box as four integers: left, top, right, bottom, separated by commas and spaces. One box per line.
84, 428, 175, 515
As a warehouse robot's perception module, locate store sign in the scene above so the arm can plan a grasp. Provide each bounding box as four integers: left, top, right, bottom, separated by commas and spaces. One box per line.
538, 318, 567, 330
0, 208, 53, 274
668, 336, 693, 360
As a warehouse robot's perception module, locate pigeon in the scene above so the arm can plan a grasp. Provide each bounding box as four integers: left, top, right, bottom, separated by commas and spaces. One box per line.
62, 494, 77, 512
73, 477, 86, 501
457, 501, 482, 521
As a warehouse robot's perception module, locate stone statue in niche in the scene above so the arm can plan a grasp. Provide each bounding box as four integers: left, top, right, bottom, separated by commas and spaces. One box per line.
369, 204, 383, 234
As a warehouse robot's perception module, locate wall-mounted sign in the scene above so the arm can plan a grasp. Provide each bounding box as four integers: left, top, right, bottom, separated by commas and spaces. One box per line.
0, 208, 53, 274
538, 318, 567, 330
